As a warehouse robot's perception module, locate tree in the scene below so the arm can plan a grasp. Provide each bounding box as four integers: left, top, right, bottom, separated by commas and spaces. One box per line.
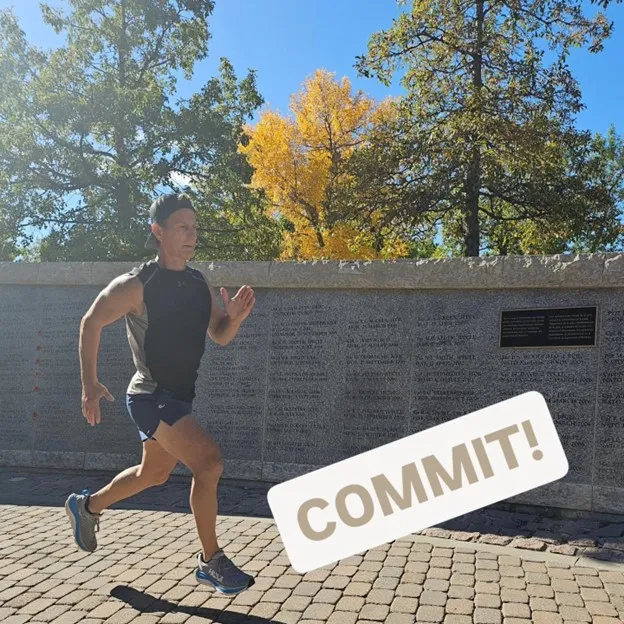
239, 69, 414, 260
0, 1, 271, 261
354, 0, 619, 256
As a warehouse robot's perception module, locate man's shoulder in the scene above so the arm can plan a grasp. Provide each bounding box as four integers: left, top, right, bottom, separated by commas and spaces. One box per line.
125, 260, 159, 286
185, 264, 210, 285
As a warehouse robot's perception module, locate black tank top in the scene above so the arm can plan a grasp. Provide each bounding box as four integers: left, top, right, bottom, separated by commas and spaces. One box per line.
124, 260, 212, 402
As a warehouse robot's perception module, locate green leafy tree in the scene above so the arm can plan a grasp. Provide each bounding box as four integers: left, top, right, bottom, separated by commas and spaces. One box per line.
0, 0, 276, 261
354, 0, 620, 256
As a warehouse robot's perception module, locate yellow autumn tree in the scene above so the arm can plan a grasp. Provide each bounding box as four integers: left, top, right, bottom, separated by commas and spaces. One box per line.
239, 69, 411, 260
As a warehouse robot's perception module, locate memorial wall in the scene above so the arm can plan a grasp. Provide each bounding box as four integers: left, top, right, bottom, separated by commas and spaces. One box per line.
0, 254, 623, 514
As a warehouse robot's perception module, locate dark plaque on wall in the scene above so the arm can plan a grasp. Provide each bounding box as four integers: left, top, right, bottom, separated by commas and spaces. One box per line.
500, 306, 597, 348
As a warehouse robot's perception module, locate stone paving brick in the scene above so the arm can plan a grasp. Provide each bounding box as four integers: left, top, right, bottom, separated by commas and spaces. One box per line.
49, 611, 88, 624
476, 570, 500, 582
502, 602, 531, 618
500, 577, 526, 590
532, 614, 564, 624
585, 600, 619, 616
424, 579, 449, 592
342, 582, 370, 596
250, 601, 281, 618
385, 614, 415, 624
390, 597, 419, 613
576, 574, 603, 588
293, 582, 322, 596
580, 586, 609, 601
554, 592, 584, 607
415, 604, 444, 622
475, 593, 501, 608
283, 595, 313, 611
530, 596, 558, 612
323, 576, 351, 590
476, 559, 499, 570
558, 605, 592, 621
395, 583, 423, 598
552, 578, 580, 593
274, 575, 301, 589
443, 615, 472, 624
352, 571, 377, 583
419, 590, 447, 606
527, 583, 554, 598
273, 611, 303, 624
446, 598, 473, 614
365, 589, 394, 605
16, 597, 57, 616
326, 611, 357, 624
372, 577, 399, 590
476, 581, 501, 595
335, 596, 364, 611
474, 607, 503, 623
2, 615, 31, 624
262, 588, 293, 603
448, 585, 474, 600
359, 604, 389, 621
311, 588, 341, 604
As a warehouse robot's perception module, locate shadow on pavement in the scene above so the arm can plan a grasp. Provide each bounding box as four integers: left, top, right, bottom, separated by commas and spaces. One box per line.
110, 585, 265, 623
2, 467, 623, 564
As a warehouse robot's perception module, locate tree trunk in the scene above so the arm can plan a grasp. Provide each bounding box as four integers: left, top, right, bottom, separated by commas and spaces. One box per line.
464, 0, 485, 257
115, 0, 131, 227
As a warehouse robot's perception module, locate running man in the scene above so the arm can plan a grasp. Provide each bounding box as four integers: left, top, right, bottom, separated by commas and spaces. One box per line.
65, 193, 256, 595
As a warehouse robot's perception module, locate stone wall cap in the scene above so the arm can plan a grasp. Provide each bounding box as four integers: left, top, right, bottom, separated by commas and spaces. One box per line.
0, 252, 622, 289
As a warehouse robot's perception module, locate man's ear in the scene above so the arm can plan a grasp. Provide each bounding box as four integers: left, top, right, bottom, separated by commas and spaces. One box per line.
152, 222, 161, 243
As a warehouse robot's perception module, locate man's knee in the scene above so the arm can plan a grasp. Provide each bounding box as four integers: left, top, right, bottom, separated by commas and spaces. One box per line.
139, 466, 172, 487
191, 447, 223, 481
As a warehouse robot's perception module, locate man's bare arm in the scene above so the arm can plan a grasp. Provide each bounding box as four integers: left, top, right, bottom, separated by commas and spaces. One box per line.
80, 274, 143, 425
206, 282, 243, 346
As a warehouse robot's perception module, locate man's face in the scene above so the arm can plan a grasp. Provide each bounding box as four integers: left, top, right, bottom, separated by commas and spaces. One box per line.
154, 208, 198, 260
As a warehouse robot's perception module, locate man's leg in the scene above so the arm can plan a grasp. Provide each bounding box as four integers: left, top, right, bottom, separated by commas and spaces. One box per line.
65, 439, 178, 552
150, 413, 223, 560
87, 439, 178, 514
151, 412, 254, 594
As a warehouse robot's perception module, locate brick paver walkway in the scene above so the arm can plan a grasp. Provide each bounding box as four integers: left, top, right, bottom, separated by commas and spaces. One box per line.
1, 468, 624, 623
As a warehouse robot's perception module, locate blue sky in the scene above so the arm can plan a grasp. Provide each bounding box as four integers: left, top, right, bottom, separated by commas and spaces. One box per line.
2, 0, 623, 137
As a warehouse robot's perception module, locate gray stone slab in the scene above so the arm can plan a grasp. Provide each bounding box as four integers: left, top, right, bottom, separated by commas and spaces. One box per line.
32, 287, 139, 454
0, 286, 40, 451
593, 293, 624, 491
31, 451, 86, 470
504, 481, 592, 512
194, 292, 270, 465
195, 260, 272, 288
267, 257, 505, 290
37, 262, 94, 285
0, 449, 33, 466
83, 451, 141, 471
602, 254, 624, 286
0, 261, 41, 284
1, 256, 623, 519
501, 254, 606, 288
223, 459, 263, 480
592, 486, 624, 514
262, 461, 319, 481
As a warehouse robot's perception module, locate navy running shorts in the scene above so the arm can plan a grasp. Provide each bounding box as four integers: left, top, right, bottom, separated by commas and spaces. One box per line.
126, 388, 192, 442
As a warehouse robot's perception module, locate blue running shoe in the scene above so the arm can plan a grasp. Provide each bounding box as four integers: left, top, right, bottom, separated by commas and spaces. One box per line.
195, 550, 254, 594
65, 489, 101, 553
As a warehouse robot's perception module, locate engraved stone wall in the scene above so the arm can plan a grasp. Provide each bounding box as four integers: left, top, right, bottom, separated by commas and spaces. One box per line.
0, 254, 623, 514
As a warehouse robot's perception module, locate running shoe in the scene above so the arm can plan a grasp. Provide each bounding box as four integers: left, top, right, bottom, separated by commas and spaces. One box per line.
195, 550, 255, 594
65, 489, 101, 553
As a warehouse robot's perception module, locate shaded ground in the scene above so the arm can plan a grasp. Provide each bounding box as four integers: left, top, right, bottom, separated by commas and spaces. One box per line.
1, 467, 623, 565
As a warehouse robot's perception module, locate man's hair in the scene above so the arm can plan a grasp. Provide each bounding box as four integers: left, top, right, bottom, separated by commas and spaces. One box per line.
145, 192, 196, 249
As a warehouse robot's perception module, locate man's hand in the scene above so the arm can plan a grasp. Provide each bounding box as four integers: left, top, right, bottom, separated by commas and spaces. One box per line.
221, 285, 255, 323
82, 381, 115, 426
